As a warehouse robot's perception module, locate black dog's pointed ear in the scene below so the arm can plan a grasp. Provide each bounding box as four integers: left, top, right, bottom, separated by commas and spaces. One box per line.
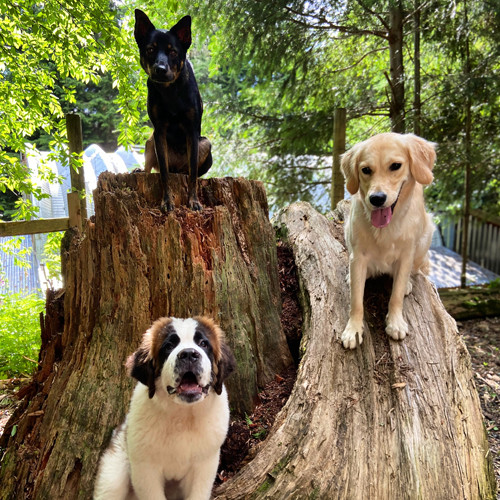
170, 15, 192, 51
214, 342, 236, 396
134, 9, 155, 45
126, 347, 157, 399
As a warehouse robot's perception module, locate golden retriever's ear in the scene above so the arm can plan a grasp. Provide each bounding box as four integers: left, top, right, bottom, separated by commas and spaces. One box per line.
340, 147, 359, 195
404, 134, 436, 185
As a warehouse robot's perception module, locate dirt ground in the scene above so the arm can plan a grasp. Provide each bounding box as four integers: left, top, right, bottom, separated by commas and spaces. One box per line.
458, 316, 500, 494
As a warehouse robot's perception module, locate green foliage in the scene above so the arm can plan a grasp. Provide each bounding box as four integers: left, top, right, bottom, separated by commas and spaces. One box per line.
33, 72, 122, 152
188, 0, 500, 213
488, 278, 500, 291
41, 232, 64, 285
0, 290, 45, 379
0, 0, 121, 218
0, 237, 32, 269
1, 0, 499, 218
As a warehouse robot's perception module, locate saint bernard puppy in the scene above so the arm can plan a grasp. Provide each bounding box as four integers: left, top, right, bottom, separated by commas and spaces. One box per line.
94, 316, 236, 500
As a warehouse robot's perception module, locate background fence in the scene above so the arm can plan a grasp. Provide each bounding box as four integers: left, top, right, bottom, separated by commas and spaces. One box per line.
440, 209, 500, 275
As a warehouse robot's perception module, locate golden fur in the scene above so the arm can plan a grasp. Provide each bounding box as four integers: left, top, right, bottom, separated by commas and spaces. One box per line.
340, 132, 436, 349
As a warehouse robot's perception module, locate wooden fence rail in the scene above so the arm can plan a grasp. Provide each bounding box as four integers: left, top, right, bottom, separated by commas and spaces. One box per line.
0, 113, 85, 237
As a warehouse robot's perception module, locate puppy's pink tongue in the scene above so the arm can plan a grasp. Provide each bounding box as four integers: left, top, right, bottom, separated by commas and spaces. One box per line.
178, 379, 202, 394
371, 207, 392, 228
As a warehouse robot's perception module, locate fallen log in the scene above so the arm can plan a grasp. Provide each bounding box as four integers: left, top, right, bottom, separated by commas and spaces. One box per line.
215, 201, 496, 500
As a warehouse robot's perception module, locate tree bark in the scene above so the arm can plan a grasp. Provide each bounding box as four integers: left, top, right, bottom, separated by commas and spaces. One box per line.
461, 0, 472, 289
331, 108, 346, 210
413, 0, 422, 136
389, 4, 405, 133
215, 202, 496, 500
0, 173, 292, 499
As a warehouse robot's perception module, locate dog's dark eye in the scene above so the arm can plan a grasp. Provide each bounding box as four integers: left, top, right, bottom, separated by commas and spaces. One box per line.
390, 162, 402, 171
146, 46, 155, 55
162, 333, 180, 351
361, 167, 372, 175
170, 49, 177, 56
199, 339, 208, 348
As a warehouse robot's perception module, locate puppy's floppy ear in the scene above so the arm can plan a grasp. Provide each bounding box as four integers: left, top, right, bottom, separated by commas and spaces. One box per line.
170, 16, 192, 51
340, 147, 360, 195
213, 342, 236, 396
126, 346, 157, 399
134, 9, 155, 45
404, 133, 436, 186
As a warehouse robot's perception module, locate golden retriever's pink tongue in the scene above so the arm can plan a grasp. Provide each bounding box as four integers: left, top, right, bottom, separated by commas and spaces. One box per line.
371, 207, 392, 228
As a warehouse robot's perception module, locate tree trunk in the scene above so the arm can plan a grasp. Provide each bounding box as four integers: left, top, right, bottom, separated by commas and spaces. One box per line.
413, 0, 422, 136
215, 202, 496, 499
0, 173, 292, 500
461, 1, 472, 289
389, 4, 405, 133
331, 107, 346, 210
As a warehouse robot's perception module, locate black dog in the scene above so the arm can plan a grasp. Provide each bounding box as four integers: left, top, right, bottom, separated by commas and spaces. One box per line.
134, 9, 212, 212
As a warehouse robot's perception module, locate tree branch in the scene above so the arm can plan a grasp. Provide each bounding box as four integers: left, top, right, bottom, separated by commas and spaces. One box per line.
355, 0, 390, 30
327, 46, 387, 74
283, 5, 388, 38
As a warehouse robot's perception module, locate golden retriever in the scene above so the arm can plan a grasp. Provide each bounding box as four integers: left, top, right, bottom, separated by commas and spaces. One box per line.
340, 132, 436, 349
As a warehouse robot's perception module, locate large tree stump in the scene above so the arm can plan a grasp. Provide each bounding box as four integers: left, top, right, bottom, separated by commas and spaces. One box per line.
215, 202, 496, 499
0, 173, 292, 499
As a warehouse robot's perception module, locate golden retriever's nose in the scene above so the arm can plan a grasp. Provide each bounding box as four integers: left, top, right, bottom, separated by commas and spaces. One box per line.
369, 192, 387, 207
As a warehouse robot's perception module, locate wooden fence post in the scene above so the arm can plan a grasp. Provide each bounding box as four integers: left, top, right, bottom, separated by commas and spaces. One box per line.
66, 113, 87, 229
331, 107, 346, 210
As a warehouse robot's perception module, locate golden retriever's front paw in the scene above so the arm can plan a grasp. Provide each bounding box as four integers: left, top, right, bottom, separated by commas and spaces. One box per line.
341, 319, 364, 349
385, 312, 408, 340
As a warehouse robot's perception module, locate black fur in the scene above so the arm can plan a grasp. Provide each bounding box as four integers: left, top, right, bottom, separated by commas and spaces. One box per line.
126, 348, 157, 399
134, 9, 212, 212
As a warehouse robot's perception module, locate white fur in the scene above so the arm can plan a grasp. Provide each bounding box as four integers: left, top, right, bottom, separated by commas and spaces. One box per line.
94, 318, 231, 500
162, 318, 213, 392
340, 133, 436, 349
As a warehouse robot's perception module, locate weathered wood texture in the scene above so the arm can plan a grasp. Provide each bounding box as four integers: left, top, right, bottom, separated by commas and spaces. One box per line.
0, 217, 69, 236
0, 173, 292, 500
216, 202, 496, 500
439, 287, 500, 320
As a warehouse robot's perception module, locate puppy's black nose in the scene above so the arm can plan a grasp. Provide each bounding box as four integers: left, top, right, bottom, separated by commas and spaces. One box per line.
177, 349, 200, 362
369, 192, 387, 207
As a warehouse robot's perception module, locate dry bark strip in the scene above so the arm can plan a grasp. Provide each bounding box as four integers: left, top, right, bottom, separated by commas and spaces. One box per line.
215, 201, 496, 500
0, 173, 292, 499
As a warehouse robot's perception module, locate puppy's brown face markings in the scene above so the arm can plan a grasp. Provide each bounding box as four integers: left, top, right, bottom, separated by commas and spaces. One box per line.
127, 317, 236, 400
194, 316, 236, 395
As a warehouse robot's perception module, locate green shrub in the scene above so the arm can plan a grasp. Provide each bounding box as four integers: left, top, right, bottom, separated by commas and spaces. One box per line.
0, 291, 45, 379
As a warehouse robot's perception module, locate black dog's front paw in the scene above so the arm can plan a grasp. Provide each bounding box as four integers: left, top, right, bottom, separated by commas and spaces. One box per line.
188, 198, 203, 211
161, 198, 175, 213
